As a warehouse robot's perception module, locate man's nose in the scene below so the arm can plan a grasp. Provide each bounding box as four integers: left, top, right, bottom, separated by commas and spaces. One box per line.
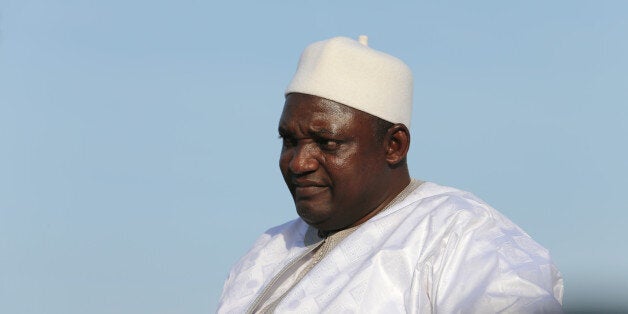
289, 143, 318, 174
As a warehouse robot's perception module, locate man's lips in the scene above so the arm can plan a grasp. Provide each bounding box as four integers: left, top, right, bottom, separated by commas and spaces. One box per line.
292, 180, 329, 198
294, 185, 328, 198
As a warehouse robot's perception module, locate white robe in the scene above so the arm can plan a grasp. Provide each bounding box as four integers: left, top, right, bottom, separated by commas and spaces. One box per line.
218, 182, 564, 313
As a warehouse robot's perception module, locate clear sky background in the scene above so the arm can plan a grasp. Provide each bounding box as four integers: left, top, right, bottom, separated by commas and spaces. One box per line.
1, 1, 627, 313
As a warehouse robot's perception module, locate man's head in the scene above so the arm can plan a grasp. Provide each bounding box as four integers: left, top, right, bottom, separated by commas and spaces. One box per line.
280, 36, 414, 231
279, 93, 410, 232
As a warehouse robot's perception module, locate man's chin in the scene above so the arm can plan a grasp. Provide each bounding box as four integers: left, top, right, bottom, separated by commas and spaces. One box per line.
295, 204, 332, 227
296, 207, 352, 232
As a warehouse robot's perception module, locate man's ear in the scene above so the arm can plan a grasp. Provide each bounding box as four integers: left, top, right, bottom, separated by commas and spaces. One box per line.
385, 124, 410, 165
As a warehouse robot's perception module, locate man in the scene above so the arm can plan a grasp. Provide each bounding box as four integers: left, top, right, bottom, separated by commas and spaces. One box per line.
218, 36, 563, 313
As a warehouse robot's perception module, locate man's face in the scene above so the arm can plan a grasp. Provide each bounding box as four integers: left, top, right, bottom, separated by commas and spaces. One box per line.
278, 93, 390, 231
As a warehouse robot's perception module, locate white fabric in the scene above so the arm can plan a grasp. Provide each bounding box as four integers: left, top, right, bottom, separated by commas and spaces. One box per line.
253, 179, 424, 312
255, 245, 319, 313
218, 182, 564, 313
285, 36, 414, 127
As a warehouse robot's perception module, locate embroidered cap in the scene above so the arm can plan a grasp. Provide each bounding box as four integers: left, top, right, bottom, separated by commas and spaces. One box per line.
285, 35, 413, 127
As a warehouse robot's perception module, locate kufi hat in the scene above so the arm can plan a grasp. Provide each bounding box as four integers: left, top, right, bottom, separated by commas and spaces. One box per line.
285, 35, 413, 127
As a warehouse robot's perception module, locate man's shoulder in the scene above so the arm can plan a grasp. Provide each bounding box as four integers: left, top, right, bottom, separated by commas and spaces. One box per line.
409, 181, 489, 206
407, 182, 563, 310
381, 181, 542, 252
385, 181, 502, 222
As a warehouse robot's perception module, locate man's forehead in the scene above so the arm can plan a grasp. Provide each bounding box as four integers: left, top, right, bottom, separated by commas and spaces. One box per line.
278, 109, 353, 133
282, 94, 351, 117
284, 93, 352, 111
279, 94, 367, 134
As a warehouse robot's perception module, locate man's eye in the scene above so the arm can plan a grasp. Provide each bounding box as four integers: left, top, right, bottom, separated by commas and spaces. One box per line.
318, 139, 340, 151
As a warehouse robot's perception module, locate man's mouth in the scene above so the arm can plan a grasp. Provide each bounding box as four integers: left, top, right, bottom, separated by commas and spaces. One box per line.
291, 179, 329, 199
294, 185, 328, 198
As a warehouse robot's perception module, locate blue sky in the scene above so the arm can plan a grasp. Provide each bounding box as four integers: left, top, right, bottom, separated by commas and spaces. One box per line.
1, 1, 627, 312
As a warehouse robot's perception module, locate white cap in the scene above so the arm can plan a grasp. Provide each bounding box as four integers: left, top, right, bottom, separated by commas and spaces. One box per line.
285, 36, 413, 127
